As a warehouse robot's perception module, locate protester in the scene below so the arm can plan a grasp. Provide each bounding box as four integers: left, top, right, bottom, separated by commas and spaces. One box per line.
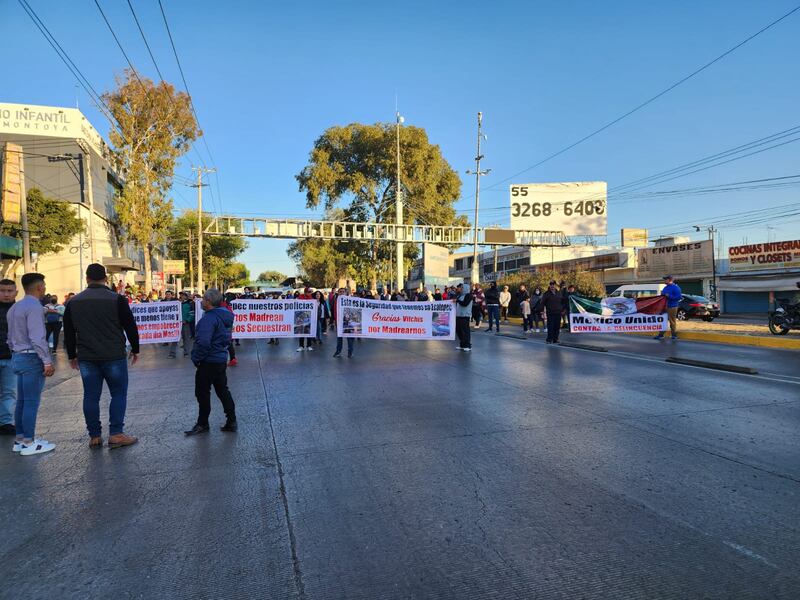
313, 290, 327, 344
296, 287, 314, 352
179, 291, 194, 357
564, 285, 577, 331
0, 279, 16, 436
417, 287, 431, 301
44, 295, 64, 353
520, 295, 532, 334
219, 295, 238, 365
433, 288, 443, 301
499, 285, 511, 322
516, 284, 530, 314
163, 290, 180, 358
8, 273, 55, 455
484, 282, 501, 332
531, 287, 544, 333
655, 275, 682, 341
63, 264, 139, 449
471, 284, 485, 329
332, 287, 354, 358
185, 288, 237, 436
455, 283, 473, 351
541, 281, 565, 344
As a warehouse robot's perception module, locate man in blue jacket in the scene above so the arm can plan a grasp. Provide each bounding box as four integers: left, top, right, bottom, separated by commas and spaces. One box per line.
655, 275, 682, 340
185, 288, 237, 435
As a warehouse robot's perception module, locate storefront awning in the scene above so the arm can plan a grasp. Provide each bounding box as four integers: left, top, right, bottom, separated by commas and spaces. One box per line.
718, 272, 800, 292
102, 257, 140, 273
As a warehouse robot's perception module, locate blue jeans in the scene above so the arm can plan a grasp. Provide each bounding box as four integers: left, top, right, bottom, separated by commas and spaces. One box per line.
0, 358, 15, 425
12, 353, 45, 440
487, 305, 500, 331
316, 318, 324, 343
335, 337, 354, 355
79, 358, 129, 438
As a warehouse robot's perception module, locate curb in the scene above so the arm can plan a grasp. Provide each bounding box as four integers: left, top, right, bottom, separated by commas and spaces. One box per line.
665, 357, 758, 374
630, 331, 800, 350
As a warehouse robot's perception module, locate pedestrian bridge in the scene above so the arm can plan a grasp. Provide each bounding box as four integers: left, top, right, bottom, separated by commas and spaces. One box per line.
204, 216, 570, 247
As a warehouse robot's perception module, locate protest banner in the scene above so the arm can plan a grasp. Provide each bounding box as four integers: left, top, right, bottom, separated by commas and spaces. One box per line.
336, 296, 455, 340
569, 295, 667, 333
131, 301, 181, 343
195, 298, 318, 338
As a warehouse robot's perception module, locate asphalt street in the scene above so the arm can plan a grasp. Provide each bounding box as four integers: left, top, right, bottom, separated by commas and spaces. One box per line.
1, 329, 798, 599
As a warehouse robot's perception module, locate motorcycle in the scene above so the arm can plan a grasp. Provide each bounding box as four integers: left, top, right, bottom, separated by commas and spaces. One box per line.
768, 298, 800, 335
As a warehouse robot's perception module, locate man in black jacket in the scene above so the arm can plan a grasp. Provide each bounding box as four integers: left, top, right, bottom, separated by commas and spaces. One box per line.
484, 281, 501, 332
0, 279, 17, 435
63, 264, 140, 449
541, 281, 565, 344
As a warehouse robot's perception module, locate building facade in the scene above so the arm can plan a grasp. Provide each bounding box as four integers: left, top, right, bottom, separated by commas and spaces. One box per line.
0, 102, 162, 299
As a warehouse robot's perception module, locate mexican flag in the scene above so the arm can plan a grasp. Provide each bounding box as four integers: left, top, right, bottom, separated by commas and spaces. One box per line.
569, 295, 667, 333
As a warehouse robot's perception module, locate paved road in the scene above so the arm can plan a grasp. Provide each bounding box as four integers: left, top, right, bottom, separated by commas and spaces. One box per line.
1, 331, 798, 599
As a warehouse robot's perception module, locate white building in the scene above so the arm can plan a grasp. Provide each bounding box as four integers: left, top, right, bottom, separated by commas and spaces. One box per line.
0, 102, 162, 300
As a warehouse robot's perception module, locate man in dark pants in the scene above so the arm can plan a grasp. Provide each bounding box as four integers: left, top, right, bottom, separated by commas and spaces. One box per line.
455, 283, 474, 351
64, 264, 139, 449
185, 288, 237, 435
541, 281, 565, 344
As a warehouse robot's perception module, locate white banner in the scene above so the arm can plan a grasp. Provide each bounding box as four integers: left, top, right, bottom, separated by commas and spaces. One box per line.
131, 301, 181, 344
337, 296, 455, 339
569, 312, 668, 333
195, 298, 318, 338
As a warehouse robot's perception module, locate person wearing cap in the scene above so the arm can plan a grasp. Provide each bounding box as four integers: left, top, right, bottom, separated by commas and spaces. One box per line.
63, 264, 140, 449
655, 275, 682, 340
7, 273, 56, 455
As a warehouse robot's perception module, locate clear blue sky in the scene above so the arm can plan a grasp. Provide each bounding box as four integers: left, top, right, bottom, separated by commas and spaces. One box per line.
2, 0, 799, 277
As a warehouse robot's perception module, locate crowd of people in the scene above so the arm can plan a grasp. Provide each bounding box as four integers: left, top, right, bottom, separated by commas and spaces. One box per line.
1, 263, 683, 456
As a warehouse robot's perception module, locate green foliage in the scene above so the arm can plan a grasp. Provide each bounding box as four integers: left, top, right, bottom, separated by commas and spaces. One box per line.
167, 210, 248, 284
497, 269, 605, 314
104, 69, 199, 290
219, 262, 249, 288
294, 122, 466, 286
257, 270, 287, 283
0, 188, 84, 255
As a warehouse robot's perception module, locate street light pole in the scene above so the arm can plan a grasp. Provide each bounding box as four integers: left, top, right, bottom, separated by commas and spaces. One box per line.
395, 112, 404, 291
466, 112, 490, 285
192, 166, 216, 293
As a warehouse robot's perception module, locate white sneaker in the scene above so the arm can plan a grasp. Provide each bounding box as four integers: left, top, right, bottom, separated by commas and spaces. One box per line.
296, 347, 304, 352
535, 329, 541, 333
455, 346, 463, 351
13, 438, 49, 452
307, 347, 314, 352
463, 347, 472, 352
20, 440, 55, 456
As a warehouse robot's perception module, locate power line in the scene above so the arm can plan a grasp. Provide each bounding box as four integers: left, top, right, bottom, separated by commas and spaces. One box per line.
16, 0, 123, 138
157, 0, 219, 179
484, 4, 800, 190
126, 0, 164, 81
93, 0, 149, 95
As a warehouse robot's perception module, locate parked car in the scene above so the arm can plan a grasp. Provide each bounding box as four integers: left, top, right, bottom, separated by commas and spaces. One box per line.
609, 284, 666, 299
677, 294, 720, 321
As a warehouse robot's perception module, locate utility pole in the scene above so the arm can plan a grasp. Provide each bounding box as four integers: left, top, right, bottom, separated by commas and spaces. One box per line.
694, 224, 718, 301
188, 230, 194, 291
466, 112, 490, 285
191, 166, 215, 293
395, 111, 404, 291
76, 142, 96, 263
19, 152, 31, 271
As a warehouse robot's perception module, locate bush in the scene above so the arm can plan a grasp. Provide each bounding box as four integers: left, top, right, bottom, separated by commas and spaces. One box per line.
496, 269, 604, 315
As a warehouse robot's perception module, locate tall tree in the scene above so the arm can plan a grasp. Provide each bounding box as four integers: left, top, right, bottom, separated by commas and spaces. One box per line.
104, 69, 199, 291
257, 270, 287, 283
0, 188, 84, 255
295, 122, 465, 289
166, 209, 247, 286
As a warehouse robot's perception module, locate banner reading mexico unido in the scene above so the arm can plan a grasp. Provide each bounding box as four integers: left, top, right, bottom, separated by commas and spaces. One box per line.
131, 301, 181, 344
195, 298, 318, 338
337, 296, 455, 340
569, 295, 667, 333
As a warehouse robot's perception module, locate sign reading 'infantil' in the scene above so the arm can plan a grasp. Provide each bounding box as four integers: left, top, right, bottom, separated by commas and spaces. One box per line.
0, 103, 106, 156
